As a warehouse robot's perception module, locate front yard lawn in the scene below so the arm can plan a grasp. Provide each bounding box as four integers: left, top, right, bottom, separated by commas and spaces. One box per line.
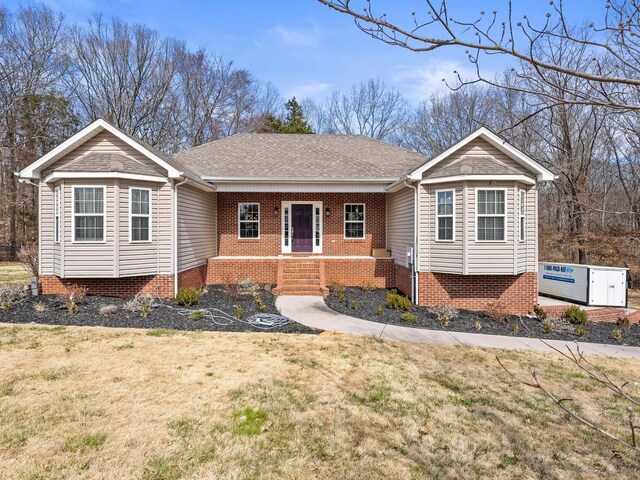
325, 287, 640, 346
0, 262, 30, 285
1, 286, 317, 335
0, 325, 638, 479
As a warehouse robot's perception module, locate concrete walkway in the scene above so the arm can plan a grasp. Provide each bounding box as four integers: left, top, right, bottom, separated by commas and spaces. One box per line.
276, 296, 640, 359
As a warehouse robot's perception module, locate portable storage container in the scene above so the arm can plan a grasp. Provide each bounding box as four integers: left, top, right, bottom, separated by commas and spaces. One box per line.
538, 262, 628, 307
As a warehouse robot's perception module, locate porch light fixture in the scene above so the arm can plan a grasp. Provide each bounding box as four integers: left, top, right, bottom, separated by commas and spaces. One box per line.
325, 207, 331, 217
274, 206, 280, 216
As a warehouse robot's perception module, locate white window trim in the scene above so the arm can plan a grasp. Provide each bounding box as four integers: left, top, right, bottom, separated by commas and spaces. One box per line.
475, 187, 507, 243
281, 201, 323, 254
344, 203, 366, 240
54, 186, 61, 244
519, 188, 526, 243
129, 187, 152, 243
71, 185, 107, 244
435, 188, 455, 242
238, 202, 260, 240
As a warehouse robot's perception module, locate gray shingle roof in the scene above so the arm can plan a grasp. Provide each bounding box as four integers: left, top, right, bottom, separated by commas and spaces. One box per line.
173, 134, 430, 180
56, 152, 161, 176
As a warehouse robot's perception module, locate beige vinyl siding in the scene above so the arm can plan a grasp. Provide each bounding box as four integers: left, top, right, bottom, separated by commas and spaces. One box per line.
386, 187, 414, 266
43, 131, 167, 177
466, 182, 515, 275
62, 180, 116, 277
177, 185, 217, 273
118, 180, 173, 277
40, 183, 56, 275
419, 183, 464, 274
427, 138, 534, 178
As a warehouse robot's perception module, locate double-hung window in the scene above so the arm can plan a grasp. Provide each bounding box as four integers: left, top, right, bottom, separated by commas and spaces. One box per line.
519, 189, 526, 242
130, 188, 151, 242
238, 203, 260, 238
73, 186, 105, 242
344, 204, 365, 239
54, 186, 61, 243
436, 189, 455, 241
477, 189, 506, 241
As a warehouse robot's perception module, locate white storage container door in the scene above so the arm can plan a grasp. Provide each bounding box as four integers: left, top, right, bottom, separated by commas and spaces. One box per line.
589, 269, 627, 307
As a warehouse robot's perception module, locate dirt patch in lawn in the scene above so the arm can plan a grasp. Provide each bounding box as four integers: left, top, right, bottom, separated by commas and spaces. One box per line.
0, 325, 638, 479
1, 286, 318, 335
325, 287, 640, 346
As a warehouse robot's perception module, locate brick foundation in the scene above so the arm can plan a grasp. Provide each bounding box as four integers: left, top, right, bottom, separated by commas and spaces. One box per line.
206, 258, 280, 285
39, 274, 174, 298
323, 258, 394, 288
395, 264, 412, 298
417, 271, 538, 315
177, 264, 207, 290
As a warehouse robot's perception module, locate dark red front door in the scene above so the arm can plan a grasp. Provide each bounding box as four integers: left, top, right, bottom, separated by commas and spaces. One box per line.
292, 204, 313, 252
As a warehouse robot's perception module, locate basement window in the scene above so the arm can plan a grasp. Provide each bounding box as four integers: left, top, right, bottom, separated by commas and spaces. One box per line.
239, 203, 260, 239
436, 189, 455, 241
476, 189, 506, 242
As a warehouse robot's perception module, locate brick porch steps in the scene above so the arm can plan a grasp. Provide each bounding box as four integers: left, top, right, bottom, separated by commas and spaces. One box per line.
274, 258, 328, 296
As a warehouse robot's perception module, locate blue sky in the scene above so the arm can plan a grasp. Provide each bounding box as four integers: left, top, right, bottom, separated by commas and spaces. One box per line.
18, 0, 606, 104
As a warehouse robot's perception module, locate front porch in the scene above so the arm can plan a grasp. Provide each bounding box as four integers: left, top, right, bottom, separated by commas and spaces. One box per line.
205, 256, 397, 296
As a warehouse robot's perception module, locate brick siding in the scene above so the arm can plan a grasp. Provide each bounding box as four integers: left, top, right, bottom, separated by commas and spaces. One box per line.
417, 271, 538, 315
206, 258, 280, 285
217, 192, 386, 256
177, 264, 207, 290
323, 258, 394, 288
395, 264, 413, 298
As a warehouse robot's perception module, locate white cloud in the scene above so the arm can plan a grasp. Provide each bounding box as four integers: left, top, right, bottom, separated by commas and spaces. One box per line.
393, 59, 476, 102
287, 81, 331, 101
267, 23, 320, 48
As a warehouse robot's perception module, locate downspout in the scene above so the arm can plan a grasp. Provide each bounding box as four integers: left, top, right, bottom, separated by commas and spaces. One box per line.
172, 177, 188, 297
404, 180, 419, 304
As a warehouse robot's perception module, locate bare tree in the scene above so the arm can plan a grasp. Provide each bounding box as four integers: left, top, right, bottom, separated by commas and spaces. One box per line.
68, 15, 179, 148
318, 0, 640, 112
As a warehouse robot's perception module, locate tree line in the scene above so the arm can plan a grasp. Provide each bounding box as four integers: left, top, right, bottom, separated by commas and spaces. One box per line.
1, 3, 638, 278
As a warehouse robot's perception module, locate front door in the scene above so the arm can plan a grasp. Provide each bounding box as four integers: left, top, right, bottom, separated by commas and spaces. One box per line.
292, 204, 313, 252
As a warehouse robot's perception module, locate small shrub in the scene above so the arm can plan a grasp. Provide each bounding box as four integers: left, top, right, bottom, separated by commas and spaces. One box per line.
338, 291, 347, 303
125, 295, 156, 318
59, 285, 87, 315
360, 281, 376, 293
253, 291, 266, 312
175, 288, 202, 307
564, 305, 588, 325
0, 284, 25, 312
99, 304, 118, 315
533, 304, 547, 320
238, 278, 257, 294
512, 322, 520, 335
616, 316, 631, 333
376, 305, 383, 316
433, 305, 458, 326
400, 312, 418, 324
329, 281, 345, 296
485, 301, 509, 323
222, 274, 240, 301
543, 318, 553, 334
234, 305, 243, 319
33, 301, 47, 313
612, 328, 623, 343
386, 292, 412, 311
474, 321, 483, 331
575, 324, 587, 337
350, 300, 358, 310
17, 244, 39, 278
189, 310, 205, 321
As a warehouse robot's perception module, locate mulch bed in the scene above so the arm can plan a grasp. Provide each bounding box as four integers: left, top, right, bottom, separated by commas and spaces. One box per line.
325, 287, 640, 347
0, 286, 318, 334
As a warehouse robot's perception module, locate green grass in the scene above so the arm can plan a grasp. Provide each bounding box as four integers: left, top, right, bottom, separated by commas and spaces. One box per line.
0, 262, 30, 285
232, 407, 267, 436
147, 329, 180, 337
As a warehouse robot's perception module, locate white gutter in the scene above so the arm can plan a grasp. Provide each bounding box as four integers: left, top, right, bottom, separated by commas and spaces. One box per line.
403, 180, 419, 304
201, 176, 397, 183
172, 177, 188, 296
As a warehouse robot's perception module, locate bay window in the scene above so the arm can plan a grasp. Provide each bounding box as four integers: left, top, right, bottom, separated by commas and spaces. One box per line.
436, 189, 455, 241
476, 189, 506, 241
130, 187, 151, 242
73, 186, 105, 242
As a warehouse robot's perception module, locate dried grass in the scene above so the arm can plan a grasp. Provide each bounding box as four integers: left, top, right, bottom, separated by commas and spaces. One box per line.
0, 325, 638, 479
